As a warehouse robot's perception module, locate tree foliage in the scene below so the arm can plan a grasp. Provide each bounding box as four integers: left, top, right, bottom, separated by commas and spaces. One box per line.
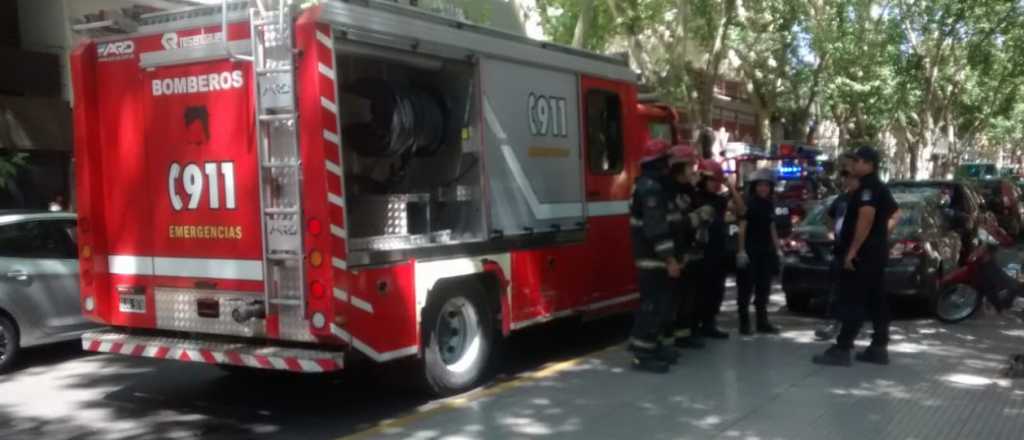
529, 0, 1024, 177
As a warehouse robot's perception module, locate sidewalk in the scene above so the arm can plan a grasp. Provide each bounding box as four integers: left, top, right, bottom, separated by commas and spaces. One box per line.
358, 295, 1024, 440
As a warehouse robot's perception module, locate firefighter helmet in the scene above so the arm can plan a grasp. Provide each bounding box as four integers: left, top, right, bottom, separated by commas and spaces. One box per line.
698, 159, 725, 182
640, 139, 672, 164
746, 168, 776, 184
668, 144, 699, 165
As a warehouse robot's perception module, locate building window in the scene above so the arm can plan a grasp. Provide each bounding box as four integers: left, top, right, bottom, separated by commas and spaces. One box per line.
586, 90, 624, 174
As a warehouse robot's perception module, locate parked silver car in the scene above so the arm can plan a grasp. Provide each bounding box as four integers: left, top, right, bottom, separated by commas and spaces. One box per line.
0, 211, 94, 372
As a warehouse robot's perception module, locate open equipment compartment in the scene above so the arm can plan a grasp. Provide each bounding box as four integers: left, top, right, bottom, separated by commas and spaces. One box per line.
336, 41, 486, 265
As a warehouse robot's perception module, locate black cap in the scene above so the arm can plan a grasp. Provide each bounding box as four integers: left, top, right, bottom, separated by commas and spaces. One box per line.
853, 146, 881, 166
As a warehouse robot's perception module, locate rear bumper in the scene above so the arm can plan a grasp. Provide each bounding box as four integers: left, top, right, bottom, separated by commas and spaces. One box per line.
82, 329, 345, 373
782, 259, 931, 299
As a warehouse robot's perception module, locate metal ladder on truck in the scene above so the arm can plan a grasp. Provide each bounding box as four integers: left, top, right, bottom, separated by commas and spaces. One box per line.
224, 0, 311, 341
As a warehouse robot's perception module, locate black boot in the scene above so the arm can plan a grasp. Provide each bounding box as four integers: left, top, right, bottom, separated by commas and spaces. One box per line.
756, 308, 780, 334
656, 343, 681, 365
675, 336, 706, 349
632, 354, 671, 373
855, 345, 890, 365
812, 345, 852, 367
700, 319, 730, 339
739, 308, 752, 335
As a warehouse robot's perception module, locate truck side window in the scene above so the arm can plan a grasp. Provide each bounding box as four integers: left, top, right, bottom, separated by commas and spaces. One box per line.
585, 89, 624, 174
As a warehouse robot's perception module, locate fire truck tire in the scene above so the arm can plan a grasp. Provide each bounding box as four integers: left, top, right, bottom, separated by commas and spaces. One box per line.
421, 283, 494, 396
0, 313, 19, 373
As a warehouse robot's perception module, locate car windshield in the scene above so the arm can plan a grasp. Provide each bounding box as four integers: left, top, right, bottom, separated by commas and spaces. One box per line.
801, 196, 921, 233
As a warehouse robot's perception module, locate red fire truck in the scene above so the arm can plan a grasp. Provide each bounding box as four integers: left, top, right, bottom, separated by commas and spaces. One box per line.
72, 0, 648, 394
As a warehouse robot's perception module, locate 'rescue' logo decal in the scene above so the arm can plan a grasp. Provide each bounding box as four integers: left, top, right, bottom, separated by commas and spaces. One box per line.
161, 32, 224, 50
152, 71, 245, 96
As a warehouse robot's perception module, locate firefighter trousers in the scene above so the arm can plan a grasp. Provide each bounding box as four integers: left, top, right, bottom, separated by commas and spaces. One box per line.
632, 268, 673, 355
696, 258, 728, 330
669, 260, 700, 338
835, 260, 890, 349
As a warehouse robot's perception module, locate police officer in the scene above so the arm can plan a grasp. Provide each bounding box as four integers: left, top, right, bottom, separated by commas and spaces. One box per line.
815, 153, 859, 341
813, 146, 899, 367
664, 145, 713, 349
629, 139, 682, 373
736, 168, 782, 335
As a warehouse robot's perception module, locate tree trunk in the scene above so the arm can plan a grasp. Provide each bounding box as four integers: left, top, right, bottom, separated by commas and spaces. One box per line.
571, 5, 593, 48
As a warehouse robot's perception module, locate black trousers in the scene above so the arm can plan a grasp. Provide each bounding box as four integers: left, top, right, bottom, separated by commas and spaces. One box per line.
696, 256, 728, 329
835, 260, 890, 349
737, 252, 775, 314
632, 268, 673, 353
670, 260, 700, 337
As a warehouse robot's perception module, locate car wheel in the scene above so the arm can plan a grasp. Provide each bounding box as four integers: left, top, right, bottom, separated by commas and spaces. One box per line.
0, 314, 20, 373
934, 284, 981, 323
785, 291, 812, 314
421, 282, 495, 396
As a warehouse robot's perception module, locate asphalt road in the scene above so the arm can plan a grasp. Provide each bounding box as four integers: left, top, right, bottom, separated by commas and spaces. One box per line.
0, 311, 631, 440
0, 286, 990, 440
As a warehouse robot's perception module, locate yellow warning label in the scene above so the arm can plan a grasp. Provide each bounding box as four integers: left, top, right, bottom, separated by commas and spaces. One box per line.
169, 225, 243, 240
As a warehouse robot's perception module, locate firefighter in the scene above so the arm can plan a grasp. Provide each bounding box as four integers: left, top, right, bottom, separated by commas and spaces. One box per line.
629, 139, 683, 373
736, 168, 782, 335
664, 144, 714, 349
813, 146, 899, 367
693, 159, 745, 339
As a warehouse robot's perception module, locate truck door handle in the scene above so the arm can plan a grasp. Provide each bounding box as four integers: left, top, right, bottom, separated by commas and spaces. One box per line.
5, 270, 30, 281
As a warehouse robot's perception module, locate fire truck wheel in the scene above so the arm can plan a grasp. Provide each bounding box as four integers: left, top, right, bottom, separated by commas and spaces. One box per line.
0, 314, 19, 373
421, 284, 494, 396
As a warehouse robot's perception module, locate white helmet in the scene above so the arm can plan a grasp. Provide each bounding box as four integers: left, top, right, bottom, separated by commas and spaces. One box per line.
747, 168, 776, 184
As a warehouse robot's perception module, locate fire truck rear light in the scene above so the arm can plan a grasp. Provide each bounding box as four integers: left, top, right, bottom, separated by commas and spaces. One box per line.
308, 218, 322, 236
311, 280, 325, 299
312, 312, 326, 329
84, 296, 95, 312
82, 245, 92, 259
310, 250, 323, 267
83, 269, 93, 286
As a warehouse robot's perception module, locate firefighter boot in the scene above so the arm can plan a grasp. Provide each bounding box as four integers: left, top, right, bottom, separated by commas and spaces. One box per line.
701, 319, 730, 339
673, 329, 705, 349
632, 352, 671, 374
756, 308, 780, 334
656, 344, 681, 365
812, 345, 852, 367
855, 345, 890, 365
738, 308, 752, 336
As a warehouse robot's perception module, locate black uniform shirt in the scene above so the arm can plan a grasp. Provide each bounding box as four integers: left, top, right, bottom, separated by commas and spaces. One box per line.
839, 173, 898, 260
827, 193, 850, 255
744, 195, 776, 255
699, 191, 729, 260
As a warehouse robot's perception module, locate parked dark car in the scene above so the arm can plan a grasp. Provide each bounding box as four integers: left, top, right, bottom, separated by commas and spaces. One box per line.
974, 179, 1022, 237
781, 193, 962, 315
774, 176, 838, 237
890, 180, 981, 263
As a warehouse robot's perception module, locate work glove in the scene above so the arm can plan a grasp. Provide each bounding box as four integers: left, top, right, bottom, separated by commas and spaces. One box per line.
736, 251, 750, 269
689, 205, 715, 228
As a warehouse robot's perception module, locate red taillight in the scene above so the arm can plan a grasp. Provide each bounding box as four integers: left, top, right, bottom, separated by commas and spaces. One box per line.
310, 280, 326, 300
308, 218, 322, 236
890, 240, 925, 258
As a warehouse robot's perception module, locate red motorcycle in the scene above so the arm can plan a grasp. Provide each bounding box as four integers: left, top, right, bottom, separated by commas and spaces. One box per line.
935, 224, 1022, 323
